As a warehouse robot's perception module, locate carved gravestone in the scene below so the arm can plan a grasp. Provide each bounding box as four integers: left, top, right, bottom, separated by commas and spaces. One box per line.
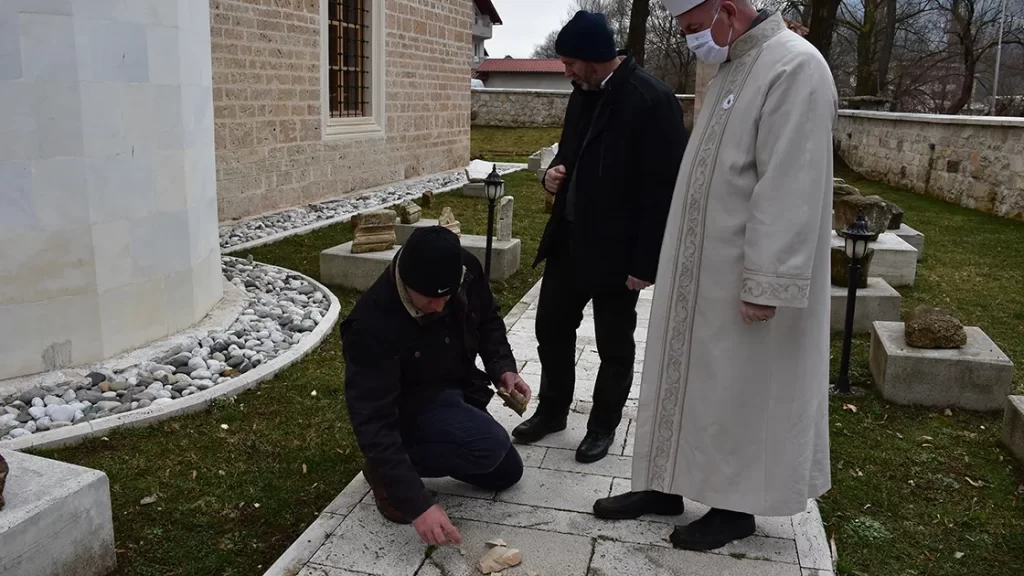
351, 209, 397, 254
830, 245, 875, 288
439, 207, 461, 236
834, 195, 895, 240
397, 200, 421, 224
905, 306, 968, 349
497, 196, 514, 241
0, 453, 7, 510
833, 178, 862, 197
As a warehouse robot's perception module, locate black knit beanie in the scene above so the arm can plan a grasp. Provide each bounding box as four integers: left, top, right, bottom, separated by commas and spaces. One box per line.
398, 226, 463, 298
555, 11, 617, 63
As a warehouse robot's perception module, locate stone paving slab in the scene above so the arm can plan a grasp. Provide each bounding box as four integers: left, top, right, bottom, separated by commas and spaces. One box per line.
267, 282, 835, 576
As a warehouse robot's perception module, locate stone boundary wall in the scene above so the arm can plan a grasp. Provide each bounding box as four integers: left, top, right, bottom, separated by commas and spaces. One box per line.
835, 110, 1024, 221
472, 88, 696, 130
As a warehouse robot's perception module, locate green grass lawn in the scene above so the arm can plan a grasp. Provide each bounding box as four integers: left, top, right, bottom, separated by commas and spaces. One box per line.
30, 127, 1024, 576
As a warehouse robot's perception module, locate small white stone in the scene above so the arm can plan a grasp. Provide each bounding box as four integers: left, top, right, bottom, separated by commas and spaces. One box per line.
152, 398, 174, 407
28, 406, 47, 420
50, 405, 76, 423
9, 428, 31, 438
36, 417, 52, 431
43, 395, 64, 406
24, 420, 36, 433
31, 397, 44, 408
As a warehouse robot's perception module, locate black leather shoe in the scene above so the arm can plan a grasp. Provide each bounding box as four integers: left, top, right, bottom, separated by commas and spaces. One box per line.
575, 430, 615, 463
594, 490, 684, 520
670, 508, 756, 551
511, 412, 567, 443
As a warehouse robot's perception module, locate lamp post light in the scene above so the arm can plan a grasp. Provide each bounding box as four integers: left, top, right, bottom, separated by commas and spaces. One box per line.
834, 210, 874, 395
483, 164, 504, 281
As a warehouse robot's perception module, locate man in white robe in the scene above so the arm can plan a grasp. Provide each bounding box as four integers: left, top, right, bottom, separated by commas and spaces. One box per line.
591, 0, 837, 552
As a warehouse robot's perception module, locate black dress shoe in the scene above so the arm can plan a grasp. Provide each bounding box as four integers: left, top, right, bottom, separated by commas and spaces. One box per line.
575, 430, 615, 463
593, 490, 684, 520
670, 508, 756, 551
511, 412, 567, 443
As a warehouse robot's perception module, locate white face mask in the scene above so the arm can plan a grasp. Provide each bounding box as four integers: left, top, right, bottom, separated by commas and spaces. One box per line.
685, 6, 733, 65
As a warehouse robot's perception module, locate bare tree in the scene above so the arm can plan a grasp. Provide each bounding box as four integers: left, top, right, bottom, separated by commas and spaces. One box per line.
627, 0, 653, 65
532, 30, 560, 58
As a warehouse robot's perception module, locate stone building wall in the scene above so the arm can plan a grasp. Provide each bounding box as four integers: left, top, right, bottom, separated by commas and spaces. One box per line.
836, 111, 1024, 221
210, 0, 473, 222
471, 88, 696, 130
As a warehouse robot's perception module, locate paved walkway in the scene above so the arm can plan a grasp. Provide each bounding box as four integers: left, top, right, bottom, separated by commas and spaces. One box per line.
266, 281, 835, 576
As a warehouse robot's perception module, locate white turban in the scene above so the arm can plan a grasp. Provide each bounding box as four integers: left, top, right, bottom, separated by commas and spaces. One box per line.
661, 0, 708, 16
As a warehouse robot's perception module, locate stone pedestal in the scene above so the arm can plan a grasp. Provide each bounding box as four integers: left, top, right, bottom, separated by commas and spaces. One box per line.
320, 243, 397, 292
1002, 396, 1024, 465
831, 231, 918, 287
462, 182, 504, 199
0, 449, 116, 576
869, 322, 1014, 412
393, 220, 521, 281
893, 224, 925, 261
528, 151, 543, 172
831, 277, 902, 333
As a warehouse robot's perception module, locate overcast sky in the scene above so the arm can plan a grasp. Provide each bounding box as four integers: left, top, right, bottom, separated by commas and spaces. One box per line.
487, 0, 576, 59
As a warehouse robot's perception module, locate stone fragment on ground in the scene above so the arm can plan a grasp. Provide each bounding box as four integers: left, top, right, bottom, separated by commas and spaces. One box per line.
833, 195, 895, 239
398, 200, 422, 224
478, 539, 522, 574
905, 306, 967, 349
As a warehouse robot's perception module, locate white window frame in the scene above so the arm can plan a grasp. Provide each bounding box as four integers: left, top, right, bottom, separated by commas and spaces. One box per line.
320, 0, 386, 139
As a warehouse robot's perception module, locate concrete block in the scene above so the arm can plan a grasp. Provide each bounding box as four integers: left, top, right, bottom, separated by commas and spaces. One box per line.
319, 242, 395, 292
0, 449, 116, 576
894, 223, 925, 261
527, 151, 542, 171
830, 277, 902, 333
461, 182, 504, 199
831, 231, 917, 287
394, 220, 521, 281
1002, 396, 1024, 465
869, 322, 1015, 411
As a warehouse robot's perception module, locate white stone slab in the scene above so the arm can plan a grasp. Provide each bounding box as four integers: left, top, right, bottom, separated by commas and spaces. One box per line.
296, 565, 369, 576
540, 447, 632, 478
1002, 396, 1024, 465
515, 444, 547, 468
263, 513, 345, 576
465, 159, 496, 182
491, 410, 629, 454
893, 223, 924, 261
319, 242, 395, 292
416, 519, 592, 576
307, 503, 427, 576
869, 322, 1015, 412
496, 467, 613, 513
323, 472, 371, 516
794, 500, 833, 571
0, 450, 116, 576
589, 540, 802, 575
623, 419, 636, 456
437, 494, 674, 549
830, 277, 902, 334
831, 230, 918, 287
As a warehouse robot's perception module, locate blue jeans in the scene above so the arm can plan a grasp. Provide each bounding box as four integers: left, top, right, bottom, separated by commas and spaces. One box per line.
403, 389, 523, 491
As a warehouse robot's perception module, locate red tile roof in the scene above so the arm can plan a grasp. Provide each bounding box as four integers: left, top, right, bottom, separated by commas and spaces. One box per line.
475, 59, 565, 74
474, 0, 502, 25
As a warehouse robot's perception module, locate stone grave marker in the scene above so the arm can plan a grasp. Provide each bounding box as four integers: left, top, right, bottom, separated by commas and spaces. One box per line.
497, 196, 514, 241
439, 207, 461, 236
397, 200, 421, 224
351, 209, 397, 254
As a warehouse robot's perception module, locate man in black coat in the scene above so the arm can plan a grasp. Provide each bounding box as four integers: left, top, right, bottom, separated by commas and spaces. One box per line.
340, 226, 532, 546
512, 11, 688, 463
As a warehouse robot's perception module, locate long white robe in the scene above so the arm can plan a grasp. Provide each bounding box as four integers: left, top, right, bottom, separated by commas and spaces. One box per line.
631, 13, 837, 517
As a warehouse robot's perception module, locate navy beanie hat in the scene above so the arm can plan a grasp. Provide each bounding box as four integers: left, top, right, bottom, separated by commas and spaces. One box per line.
555, 11, 617, 63
399, 226, 463, 298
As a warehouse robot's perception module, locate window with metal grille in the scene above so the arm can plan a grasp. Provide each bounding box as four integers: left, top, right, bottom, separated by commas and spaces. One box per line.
328, 0, 371, 118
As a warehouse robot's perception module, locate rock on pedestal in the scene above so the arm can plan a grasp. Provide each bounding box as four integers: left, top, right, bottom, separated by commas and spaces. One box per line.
831, 231, 917, 287
351, 210, 397, 254
830, 278, 901, 333
1001, 396, 1024, 465
320, 243, 397, 292
869, 322, 1015, 412
893, 224, 925, 261
0, 449, 116, 576
834, 195, 896, 240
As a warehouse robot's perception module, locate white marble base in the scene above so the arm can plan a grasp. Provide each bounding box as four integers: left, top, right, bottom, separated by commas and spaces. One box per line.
831, 231, 918, 287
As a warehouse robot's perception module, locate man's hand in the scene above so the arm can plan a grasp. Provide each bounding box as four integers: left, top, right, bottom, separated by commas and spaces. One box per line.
740, 301, 776, 325
498, 372, 532, 405
413, 504, 462, 546
626, 276, 652, 291
544, 165, 567, 194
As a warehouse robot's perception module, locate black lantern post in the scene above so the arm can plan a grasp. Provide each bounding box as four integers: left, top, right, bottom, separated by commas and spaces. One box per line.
834, 210, 874, 395
483, 164, 504, 280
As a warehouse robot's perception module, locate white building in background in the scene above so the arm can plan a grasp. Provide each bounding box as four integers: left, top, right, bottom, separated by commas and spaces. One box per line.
0, 0, 223, 381
473, 59, 573, 91
472, 0, 502, 69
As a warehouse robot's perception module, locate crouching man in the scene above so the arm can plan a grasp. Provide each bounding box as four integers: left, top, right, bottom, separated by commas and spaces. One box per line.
340, 226, 532, 546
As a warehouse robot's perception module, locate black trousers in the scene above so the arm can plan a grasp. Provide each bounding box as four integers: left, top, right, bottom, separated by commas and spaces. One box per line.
535, 228, 640, 433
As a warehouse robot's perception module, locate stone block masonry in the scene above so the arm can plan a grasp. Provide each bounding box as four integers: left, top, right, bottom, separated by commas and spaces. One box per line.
471, 88, 697, 131
835, 111, 1024, 221
211, 0, 473, 222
